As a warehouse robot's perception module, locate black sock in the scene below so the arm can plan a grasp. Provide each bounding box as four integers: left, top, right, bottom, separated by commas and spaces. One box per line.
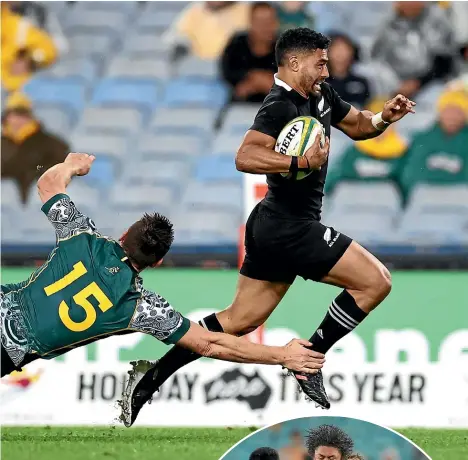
309, 290, 367, 354
152, 313, 224, 388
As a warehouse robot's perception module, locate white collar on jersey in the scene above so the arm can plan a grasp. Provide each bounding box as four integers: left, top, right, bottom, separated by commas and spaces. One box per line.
274, 74, 293, 91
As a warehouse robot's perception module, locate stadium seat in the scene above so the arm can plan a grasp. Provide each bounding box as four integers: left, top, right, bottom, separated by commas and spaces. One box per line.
109, 184, 174, 213
68, 31, 118, 60
194, 156, 239, 182
1, 179, 23, 209
34, 105, 74, 139
163, 79, 229, 109
65, 10, 128, 35
322, 209, 397, 244
70, 132, 127, 160
172, 209, 240, 244
38, 57, 100, 84
84, 156, 116, 188
406, 184, 468, 214
212, 132, 242, 157
65, 180, 101, 207
176, 57, 219, 80
138, 133, 204, 160
71, 1, 139, 13
221, 103, 262, 134
181, 182, 242, 213
76, 107, 144, 136
122, 158, 192, 190
329, 182, 402, 215
396, 210, 468, 244
106, 57, 169, 81
136, 10, 179, 33
70, 132, 127, 185
149, 108, 217, 137
122, 31, 170, 58
91, 79, 160, 113
23, 77, 86, 114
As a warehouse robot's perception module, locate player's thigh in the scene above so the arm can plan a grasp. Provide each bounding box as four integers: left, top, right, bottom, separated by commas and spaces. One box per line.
217, 274, 291, 335
321, 240, 392, 310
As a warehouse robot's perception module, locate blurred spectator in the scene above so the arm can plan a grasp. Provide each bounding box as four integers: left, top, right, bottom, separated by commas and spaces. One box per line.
221, 2, 278, 103
447, 43, 468, 93
249, 447, 279, 460
165, 1, 250, 60
328, 33, 371, 108
399, 90, 468, 197
1, 2, 58, 92
371, 2, 455, 98
449, 1, 468, 47
9, 1, 69, 54
1, 92, 69, 204
326, 99, 409, 194
279, 431, 310, 460
274, 1, 314, 33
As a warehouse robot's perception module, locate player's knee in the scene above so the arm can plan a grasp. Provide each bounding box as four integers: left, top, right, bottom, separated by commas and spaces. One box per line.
372, 265, 392, 302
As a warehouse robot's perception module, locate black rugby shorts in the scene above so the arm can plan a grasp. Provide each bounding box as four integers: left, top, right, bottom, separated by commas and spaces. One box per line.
240, 203, 352, 284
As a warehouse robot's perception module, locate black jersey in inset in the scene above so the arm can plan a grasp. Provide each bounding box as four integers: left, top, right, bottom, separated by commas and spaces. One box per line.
250, 76, 351, 221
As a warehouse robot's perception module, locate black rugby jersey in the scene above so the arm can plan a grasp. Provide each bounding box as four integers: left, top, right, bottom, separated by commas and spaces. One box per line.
250, 75, 351, 220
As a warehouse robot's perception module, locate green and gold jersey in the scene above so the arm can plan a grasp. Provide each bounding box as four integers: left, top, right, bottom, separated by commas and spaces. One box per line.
0, 193, 190, 366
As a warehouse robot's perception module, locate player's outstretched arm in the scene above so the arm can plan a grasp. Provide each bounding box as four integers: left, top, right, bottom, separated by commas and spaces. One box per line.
337, 94, 416, 141
176, 322, 325, 374
37, 152, 95, 204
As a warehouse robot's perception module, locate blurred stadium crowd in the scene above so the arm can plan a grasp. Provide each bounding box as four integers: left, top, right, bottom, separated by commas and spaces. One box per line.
224, 419, 428, 460
1, 1, 468, 253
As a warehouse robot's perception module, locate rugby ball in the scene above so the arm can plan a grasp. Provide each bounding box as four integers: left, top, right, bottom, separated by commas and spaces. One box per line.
275, 116, 325, 180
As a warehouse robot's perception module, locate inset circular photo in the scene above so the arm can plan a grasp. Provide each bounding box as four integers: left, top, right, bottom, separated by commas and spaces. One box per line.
220, 416, 430, 460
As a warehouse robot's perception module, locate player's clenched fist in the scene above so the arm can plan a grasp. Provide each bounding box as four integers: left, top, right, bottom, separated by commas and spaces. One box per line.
300, 134, 330, 171
65, 152, 96, 176
281, 338, 325, 374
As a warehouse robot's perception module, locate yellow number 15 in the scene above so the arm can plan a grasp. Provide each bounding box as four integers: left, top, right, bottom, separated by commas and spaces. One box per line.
44, 261, 113, 332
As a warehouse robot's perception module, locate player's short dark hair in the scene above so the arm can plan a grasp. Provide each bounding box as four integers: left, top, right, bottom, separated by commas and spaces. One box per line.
122, 212, 174, 270
249, 447, 280, 460
305, 425, 354, 459
276, 28, 331, 66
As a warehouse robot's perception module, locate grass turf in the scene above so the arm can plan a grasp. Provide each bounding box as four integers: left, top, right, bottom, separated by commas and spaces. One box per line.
1, 427, 467, 460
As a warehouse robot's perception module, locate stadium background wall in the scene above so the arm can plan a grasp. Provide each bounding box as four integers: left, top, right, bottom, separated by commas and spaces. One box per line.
1, 268, 467, 428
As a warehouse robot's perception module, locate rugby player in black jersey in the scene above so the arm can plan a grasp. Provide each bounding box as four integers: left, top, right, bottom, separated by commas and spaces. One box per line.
120, 28, 416, 426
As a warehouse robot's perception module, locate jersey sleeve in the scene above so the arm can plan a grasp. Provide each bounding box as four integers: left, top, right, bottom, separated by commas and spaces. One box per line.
41, 193, 98, 243
328, 85, 352, 127
250, 100, 298, 139
128, 290, 191, 345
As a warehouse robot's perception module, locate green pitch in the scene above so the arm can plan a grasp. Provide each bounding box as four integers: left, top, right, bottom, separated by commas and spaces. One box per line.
1, 427, 467, 460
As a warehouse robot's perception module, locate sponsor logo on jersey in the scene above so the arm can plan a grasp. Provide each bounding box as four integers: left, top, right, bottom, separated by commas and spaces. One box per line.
106, 267, 120, 275
204, 368, 272, 410
323, 228, 341, 248
318, 97, 325, 112
320, 107, 331, 118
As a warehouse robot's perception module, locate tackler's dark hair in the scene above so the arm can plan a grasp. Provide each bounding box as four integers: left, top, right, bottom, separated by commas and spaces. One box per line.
122, 212, 174, 270
249, 446, 280, 460
305, 424, 354, 459
275, 27, 331, 66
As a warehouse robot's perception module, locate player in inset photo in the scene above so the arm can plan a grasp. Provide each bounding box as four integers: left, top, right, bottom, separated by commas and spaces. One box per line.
220, 416, 430, 460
